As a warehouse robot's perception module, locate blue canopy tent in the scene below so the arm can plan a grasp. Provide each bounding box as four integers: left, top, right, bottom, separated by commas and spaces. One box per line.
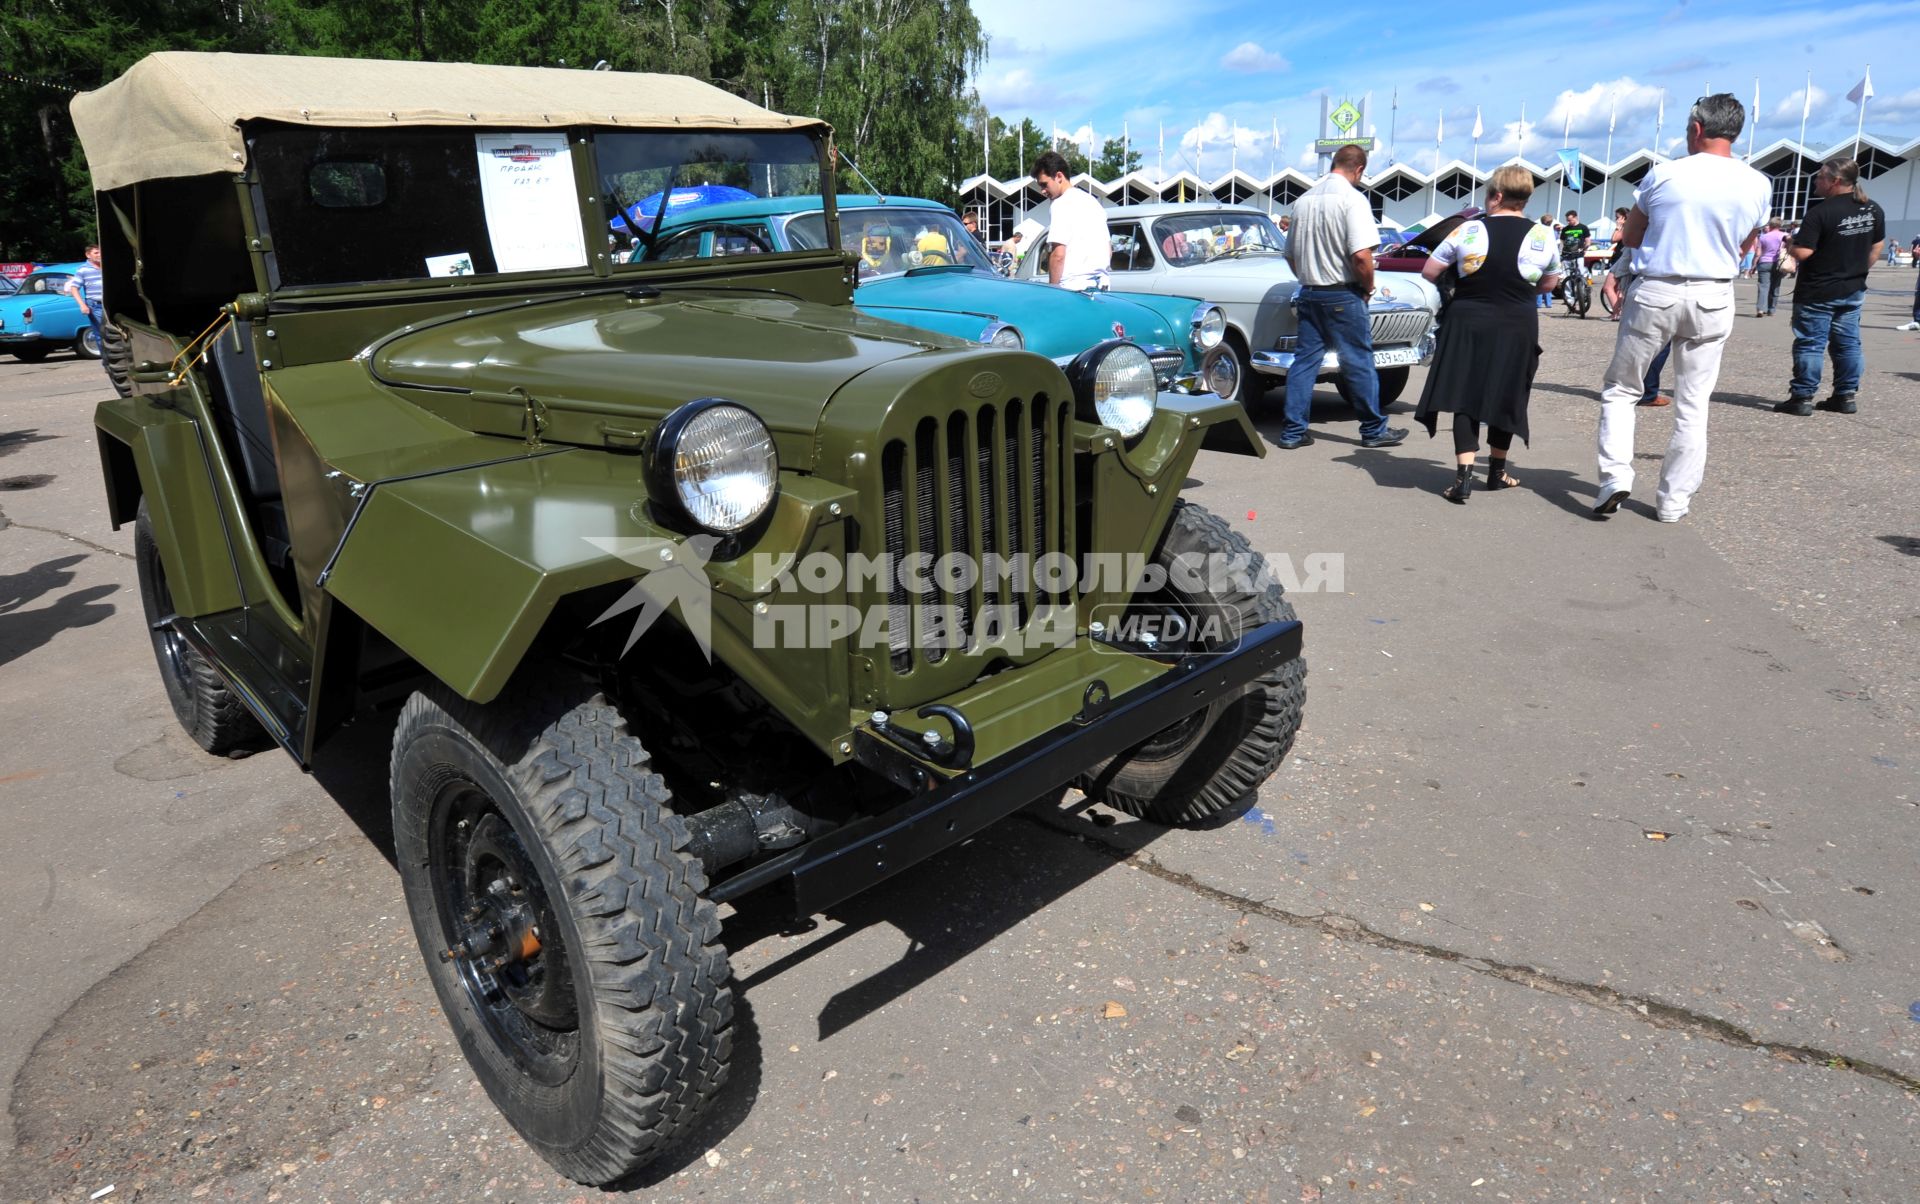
609, 185, 758, 235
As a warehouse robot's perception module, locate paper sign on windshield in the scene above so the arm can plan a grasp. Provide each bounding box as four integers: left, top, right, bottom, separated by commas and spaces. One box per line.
475, 134, 588, 274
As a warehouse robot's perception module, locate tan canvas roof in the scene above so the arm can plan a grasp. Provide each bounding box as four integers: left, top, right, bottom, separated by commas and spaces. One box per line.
71, 51, 827, 191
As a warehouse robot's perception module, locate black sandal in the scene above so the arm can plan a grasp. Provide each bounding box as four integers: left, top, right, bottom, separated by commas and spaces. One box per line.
1443, 464, 1473, 504
1485, 459, 1520, 490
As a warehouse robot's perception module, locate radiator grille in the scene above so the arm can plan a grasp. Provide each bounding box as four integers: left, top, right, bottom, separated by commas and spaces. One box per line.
878, 396, 1073, 674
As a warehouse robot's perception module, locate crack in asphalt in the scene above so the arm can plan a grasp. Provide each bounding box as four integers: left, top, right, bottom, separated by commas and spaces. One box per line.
1021, 811, 1920, 1097
0, 502, 131, 559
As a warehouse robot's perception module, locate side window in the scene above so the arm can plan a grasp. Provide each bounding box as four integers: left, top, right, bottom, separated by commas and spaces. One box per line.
709, 226, 770, 258
1109, 222, 1152, 271
652, 228, 710, 261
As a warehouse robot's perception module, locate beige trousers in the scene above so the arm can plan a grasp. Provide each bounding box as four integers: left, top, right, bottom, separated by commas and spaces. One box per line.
1596, 277, 1736, 518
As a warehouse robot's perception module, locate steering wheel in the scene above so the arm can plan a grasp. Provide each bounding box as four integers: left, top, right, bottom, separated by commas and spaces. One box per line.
703, 223, 776, 255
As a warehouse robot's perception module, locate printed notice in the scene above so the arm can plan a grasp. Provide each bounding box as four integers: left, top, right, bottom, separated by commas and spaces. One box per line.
475, 133, 588, 274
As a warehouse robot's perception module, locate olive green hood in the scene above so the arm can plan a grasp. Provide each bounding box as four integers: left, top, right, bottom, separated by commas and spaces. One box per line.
370, 291, 964, 465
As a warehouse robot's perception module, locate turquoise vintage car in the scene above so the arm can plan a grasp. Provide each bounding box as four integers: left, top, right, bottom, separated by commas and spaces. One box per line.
643, 195, 1243, 401
0, 261, 101, 361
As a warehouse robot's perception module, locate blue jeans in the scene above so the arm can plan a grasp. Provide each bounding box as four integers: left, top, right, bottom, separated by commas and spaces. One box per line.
1281, 287, 1385, 441
1640, 342, 1671, 403
1790, 291, 1865, 399
1755, 266, 1783, 314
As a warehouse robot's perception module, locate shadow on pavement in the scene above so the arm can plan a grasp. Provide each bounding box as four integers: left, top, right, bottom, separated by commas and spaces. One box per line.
0, 428, 59, 461
1327, 443, 1602, 521
0, 554, 116, 669
722, 791, 1228, 1044
1878, 535, 1919, 557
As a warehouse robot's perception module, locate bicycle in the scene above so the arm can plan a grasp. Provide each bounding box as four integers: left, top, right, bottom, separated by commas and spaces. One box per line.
1562, 257, 1592, 318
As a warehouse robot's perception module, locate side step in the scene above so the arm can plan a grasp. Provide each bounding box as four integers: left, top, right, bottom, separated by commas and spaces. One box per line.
167, 607, 313, 762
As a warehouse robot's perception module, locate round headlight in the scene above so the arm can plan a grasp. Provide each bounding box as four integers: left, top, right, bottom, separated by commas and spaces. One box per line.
981, 321, 1024, 349
1191, 304, 1225, 350
1066, 341, 1156, 439
646, 399, 779, 534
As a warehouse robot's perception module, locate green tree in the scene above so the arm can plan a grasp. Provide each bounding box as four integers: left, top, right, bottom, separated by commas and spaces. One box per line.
1093, 136, 1140, 180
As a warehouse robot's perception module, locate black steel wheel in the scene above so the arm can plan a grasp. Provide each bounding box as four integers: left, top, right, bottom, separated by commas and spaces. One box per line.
133, 498, 267, 755
1076, 501, 1307, 825
103, 323, 133, 397
390, 677, 732, 1186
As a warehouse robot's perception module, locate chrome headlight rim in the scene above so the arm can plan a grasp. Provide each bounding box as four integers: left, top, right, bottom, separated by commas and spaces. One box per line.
643, 397, 780, 536
1189, 303, 1225, 351
979, 320, 1024, 349
1066, 339, 1157, 441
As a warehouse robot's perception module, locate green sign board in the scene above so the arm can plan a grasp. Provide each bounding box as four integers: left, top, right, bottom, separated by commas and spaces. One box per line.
1328, 101, 1361, 135
1314, 137, 1377, 153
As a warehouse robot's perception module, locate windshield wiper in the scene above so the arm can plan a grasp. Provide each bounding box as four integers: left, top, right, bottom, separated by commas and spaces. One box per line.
618, 164, 679, 260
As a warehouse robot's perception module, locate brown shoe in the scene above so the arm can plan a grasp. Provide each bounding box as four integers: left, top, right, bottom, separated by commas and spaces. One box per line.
1638, 395, 1672, 407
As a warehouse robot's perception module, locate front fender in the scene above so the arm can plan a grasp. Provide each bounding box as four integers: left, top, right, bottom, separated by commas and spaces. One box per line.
321, 452, 859, 752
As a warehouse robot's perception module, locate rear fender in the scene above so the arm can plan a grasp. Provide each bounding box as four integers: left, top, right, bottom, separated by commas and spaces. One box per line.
94, 394, 245, 616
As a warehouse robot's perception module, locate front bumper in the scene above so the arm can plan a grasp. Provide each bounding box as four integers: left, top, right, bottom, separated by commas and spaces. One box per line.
708, 615, 1304, 914
1252, 332, 1436, 378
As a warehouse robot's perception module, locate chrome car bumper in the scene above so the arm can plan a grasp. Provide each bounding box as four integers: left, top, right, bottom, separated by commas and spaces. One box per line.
1251, 331, 1436, 377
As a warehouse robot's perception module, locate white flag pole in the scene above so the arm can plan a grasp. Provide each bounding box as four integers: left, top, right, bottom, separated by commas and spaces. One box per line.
1471, 105, 1482, 176
1748, 78, 1759, 161
1557, 109, 1570, 213
1601, 91, 1616, 217
1852, 65, 1872, 157
1794, 72, 1811, 219
1654, 90, 1664, 156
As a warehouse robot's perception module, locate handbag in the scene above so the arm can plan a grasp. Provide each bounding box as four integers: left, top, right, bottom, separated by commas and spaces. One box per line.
1776, 244, 1797, 274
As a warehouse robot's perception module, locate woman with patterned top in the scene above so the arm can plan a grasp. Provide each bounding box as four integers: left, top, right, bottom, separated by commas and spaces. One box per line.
1413, 166, 1563, 503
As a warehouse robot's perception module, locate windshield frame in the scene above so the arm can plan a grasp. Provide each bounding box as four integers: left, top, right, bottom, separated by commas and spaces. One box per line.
1149, 210, 1287, 266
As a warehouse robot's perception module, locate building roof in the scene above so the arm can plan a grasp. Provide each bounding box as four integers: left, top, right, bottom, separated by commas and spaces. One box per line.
71, 51, 824, 191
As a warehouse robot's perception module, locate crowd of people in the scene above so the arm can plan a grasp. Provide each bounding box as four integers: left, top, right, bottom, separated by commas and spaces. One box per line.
1002, 92, 1897, 519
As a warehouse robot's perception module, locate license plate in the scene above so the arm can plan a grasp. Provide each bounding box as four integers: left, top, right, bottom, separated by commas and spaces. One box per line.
1373, 346, 1421, 367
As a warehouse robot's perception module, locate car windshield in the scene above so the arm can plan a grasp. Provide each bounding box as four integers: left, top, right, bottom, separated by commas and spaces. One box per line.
599, 131, 822, 266
19, 273, 72, 296
786, 207, 991, 280
1151, 212, 1285, 266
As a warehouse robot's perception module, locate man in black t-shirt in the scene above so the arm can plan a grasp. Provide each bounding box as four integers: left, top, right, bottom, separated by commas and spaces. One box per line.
1559, 209, 1591, 266
1778, 157, 1884, 415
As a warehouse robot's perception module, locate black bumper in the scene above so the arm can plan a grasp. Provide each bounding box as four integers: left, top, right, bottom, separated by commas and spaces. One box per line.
709, 616, 1303, 915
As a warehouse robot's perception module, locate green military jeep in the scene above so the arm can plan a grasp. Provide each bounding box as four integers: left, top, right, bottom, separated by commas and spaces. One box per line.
73, 52, 1305, 1184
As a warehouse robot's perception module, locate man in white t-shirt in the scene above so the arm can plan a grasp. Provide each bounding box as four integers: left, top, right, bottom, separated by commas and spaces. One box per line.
1594, 93, 1769, 522
1033, 150, 1111, 291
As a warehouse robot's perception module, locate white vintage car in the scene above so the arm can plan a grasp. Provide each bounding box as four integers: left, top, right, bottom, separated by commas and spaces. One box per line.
1011, 201, 1440, 406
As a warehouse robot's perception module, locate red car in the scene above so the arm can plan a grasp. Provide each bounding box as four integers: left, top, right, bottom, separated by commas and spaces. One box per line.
1375, 209, 1482, 273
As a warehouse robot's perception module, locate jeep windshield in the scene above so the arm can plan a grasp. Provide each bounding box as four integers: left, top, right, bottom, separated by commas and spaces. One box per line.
600, 131, 824, 268
784, 207, 992, 281
1152, 212, 1285, 266
248, 124, 824, 289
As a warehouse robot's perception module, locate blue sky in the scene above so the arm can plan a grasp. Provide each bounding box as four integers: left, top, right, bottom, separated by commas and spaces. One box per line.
970, 0, 1920, 178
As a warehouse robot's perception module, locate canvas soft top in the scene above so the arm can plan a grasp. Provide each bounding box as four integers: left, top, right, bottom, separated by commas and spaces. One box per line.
70, 51, 828, 192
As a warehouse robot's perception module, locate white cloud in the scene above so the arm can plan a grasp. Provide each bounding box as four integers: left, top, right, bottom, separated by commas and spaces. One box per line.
1221, 42, 1289, 74
1866, 86, 1920, 125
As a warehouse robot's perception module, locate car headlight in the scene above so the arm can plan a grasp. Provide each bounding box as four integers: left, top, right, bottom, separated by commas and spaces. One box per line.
980, 320, 1024, 349
644, 398, 779, 535
1190, 304, 1225, 351
1066, 340, 1157, 440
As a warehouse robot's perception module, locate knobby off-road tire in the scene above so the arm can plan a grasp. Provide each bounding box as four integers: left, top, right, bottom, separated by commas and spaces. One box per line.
1077, 501, 1307, 825
133, 498, 267, 755
390, 678, 733, 1186
103, 323, 133, 396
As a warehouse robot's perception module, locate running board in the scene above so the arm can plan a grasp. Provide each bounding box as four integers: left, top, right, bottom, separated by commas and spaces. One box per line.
166, 607, 313, 763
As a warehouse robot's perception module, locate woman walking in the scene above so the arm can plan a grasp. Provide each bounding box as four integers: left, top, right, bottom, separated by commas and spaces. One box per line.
1754, 218, 1788, 316
1414, 166, 1563, 502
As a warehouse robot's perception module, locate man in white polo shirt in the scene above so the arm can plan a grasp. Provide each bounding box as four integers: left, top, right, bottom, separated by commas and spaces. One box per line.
1033, 150, 1111, 291
1595, 93, 1769, 522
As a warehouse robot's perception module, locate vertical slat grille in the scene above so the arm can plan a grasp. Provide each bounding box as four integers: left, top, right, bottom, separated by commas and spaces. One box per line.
877, 395, 1070, 677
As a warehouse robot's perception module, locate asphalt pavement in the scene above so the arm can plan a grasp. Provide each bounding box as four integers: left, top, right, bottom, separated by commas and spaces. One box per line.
1, 267, 1915, 1202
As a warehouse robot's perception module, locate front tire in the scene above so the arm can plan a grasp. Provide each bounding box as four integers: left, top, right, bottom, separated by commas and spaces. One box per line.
390, 678, 733, 1186
133, 498, 267, 754
11, 344, 49, 362
1202, 338, 1252, 405
1077, 502, 1307, 825
1335, 365, 1409, 409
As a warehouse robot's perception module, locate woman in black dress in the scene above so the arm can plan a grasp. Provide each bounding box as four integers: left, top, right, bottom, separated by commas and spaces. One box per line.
1414, 166, 1564, 502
